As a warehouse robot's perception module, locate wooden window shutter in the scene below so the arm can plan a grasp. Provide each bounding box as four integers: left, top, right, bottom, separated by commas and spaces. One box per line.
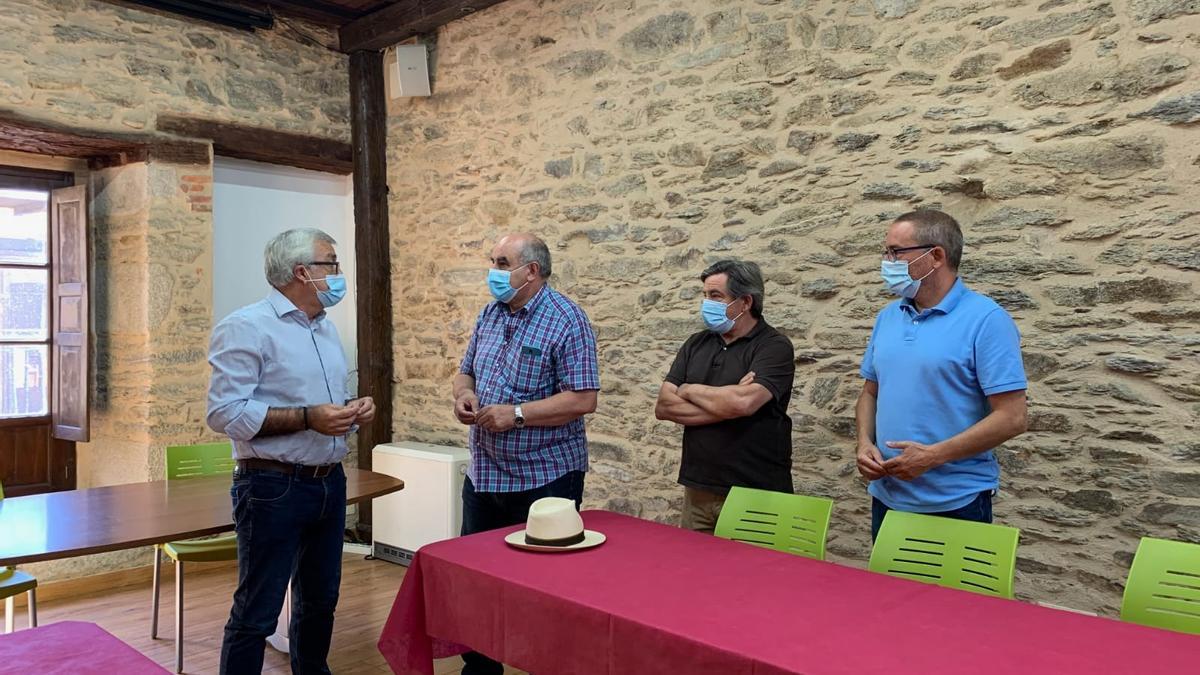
51, 185, 89, 442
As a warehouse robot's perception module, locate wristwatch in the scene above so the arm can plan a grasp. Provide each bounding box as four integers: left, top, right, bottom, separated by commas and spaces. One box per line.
514, 405, 525, 429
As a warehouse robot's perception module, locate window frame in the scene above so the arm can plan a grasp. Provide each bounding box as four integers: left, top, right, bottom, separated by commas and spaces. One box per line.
0, 164, 77, 495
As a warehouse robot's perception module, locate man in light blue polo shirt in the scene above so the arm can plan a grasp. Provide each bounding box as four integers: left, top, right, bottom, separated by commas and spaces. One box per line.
856, 209, 1028, 540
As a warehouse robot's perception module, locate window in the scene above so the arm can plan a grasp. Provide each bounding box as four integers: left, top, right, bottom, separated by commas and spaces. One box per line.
0, 165, 85, 496
0, 189, 52, 418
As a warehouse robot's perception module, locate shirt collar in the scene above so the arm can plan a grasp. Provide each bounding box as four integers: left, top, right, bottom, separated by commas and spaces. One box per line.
903, 277, 965, 316
501, 284, 549, 317
267, 288, 324, 322
707, 317, 767, 346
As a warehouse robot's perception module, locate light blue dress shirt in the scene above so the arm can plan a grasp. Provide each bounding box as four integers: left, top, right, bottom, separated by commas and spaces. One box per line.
206, 289, 350, 465
860, 278, 1027, 513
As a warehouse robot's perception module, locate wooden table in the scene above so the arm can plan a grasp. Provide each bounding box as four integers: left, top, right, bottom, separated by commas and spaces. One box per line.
0, 469, 404, 565
0, 468, 404, 657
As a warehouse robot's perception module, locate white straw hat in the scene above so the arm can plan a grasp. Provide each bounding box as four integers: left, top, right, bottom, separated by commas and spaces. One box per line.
504, 497, 606, 552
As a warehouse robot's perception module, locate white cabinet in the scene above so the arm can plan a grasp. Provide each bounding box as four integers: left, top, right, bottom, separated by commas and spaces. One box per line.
371, 442, 471, 565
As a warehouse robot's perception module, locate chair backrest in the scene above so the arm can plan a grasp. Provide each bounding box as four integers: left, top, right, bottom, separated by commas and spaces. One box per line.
1120, 536, 1200, 635
166, 442, 236, 480
713, 487, 835, 560
868, 511, 1019, 599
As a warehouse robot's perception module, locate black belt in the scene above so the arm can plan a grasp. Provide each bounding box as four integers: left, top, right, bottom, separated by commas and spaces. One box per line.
236, 458, 339, 479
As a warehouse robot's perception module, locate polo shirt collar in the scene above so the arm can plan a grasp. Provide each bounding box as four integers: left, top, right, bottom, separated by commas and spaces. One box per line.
903, 277, 965, 316
708, 317, 767, 346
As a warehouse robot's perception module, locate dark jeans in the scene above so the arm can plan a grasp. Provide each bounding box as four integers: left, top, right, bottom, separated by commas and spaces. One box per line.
871, 490, 993, 542
219, 463, 347, 675
460, 470, 586, 675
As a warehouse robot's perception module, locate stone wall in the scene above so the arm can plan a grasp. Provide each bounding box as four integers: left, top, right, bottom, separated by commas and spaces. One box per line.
5, 0, 350, 581
0, 0, 349, 139
387, 0, 1200, 614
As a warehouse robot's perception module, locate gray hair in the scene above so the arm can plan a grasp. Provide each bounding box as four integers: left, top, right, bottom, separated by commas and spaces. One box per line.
895, 209, 964, 269
264, 228, 337, 287
515, 235, 552, 278
700, 260, 765, 319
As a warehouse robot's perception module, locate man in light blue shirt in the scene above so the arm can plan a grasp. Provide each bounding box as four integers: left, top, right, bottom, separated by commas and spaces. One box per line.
208, 228, 374, 675
856, 209, 1028, 540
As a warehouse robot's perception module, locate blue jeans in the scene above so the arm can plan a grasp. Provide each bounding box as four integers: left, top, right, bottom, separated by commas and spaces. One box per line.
219, 464, 347, 675
459, 470, 585, 675
871, 490, 993, 541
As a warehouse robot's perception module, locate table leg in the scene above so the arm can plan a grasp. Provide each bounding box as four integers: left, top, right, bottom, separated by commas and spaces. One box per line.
266, 582, 291, 653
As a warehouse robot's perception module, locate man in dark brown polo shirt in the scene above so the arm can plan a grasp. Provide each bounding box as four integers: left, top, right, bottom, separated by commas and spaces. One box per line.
654, 260, 796, 533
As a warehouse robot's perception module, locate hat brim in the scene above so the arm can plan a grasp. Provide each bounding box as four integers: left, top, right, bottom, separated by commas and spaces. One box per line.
504, 529, 606, 553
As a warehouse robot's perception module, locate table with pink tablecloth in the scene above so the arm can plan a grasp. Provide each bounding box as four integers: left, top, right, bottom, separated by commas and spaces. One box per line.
0, 621, 167, 674
379, 510, 1200, 674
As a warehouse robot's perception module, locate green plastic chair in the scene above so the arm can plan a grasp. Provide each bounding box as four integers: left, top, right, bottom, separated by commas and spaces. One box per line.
1120, 537, 1200, 635
713, 487, 835, 560
152, 442, 238, 673
0, 481, 37, 633
869, 511, 1019, 599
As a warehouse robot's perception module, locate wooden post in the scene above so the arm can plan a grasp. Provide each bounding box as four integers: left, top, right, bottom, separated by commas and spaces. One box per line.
350, 49, 392, 538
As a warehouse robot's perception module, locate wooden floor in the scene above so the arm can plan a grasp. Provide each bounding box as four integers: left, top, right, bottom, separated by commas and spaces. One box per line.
28, 554, 523, 674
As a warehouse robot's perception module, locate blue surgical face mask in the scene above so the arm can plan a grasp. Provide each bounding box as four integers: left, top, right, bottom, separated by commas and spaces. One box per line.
701, 298, 744, 334
880, 248, 934, 299
487, 263, 531, 303
306, 273, 347, 308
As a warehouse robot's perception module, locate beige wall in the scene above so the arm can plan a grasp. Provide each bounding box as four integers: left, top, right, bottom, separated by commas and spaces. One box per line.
5, 0, 349, 581
387, 0, 1200, 614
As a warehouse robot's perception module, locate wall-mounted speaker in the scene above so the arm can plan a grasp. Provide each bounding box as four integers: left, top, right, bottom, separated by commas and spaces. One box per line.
387, 44, 431, 98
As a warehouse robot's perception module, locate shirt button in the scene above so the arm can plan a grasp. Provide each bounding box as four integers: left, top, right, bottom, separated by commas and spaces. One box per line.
912, 320, 918, 325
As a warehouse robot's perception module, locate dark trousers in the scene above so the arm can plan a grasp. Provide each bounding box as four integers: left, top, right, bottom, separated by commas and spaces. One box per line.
871, 490, 993, 542
219, 464, 347, 675
459, 470, 586, 675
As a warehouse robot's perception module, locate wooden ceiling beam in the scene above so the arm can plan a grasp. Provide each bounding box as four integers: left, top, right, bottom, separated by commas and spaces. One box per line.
339, 0, 508, 52
0, 111, 209, 169
156, 114, 353, 174
260, 0, 361, 26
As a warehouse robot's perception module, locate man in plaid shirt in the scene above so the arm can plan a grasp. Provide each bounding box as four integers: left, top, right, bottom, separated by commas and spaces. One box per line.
451, 233, 600, 675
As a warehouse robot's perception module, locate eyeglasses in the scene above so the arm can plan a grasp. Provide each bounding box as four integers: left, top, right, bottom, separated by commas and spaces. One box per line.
882, 245, 934, 262
307, 261, 342, 274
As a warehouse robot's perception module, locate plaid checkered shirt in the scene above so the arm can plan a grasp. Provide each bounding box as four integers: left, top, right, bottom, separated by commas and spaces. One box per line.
459, 285, 600, 492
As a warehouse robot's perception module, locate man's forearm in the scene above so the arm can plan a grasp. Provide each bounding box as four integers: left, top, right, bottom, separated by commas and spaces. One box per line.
656, 393, 723, 425
933, 406, 1026, 464
452, 373, 476, 400
678, 383, 759, 419
255, 406, 306, 438
521, 389, 597, 427
855, 389, 877, 447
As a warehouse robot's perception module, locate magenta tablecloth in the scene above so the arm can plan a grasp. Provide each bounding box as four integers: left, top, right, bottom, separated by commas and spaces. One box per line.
379, 510, 1200, 674
0, 621, 167, 674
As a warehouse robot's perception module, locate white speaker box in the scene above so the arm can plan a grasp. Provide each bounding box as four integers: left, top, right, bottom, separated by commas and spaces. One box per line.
387, 44, 431, 98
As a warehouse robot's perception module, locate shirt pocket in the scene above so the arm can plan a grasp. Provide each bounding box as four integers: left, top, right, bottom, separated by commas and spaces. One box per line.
511, 346, 550, 398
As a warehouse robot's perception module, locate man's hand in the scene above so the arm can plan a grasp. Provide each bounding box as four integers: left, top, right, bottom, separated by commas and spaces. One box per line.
475, 404, 516, 433
454, 392, 479, 425
739, 371, 756, 386
856, 442, 887, 481
348, 396, 375, 424
307, 403, 358, 436
882, 441, 941, 481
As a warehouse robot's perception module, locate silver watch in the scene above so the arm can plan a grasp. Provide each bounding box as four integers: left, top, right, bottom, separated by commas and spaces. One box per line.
514, 404, 525, 429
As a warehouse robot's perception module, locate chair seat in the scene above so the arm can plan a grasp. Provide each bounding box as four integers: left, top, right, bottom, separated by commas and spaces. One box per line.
0, 567, 37, 596
162, 533, 238, 563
